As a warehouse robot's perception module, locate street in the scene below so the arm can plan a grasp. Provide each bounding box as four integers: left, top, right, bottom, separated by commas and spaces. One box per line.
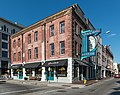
0, 78, 120, 95
0, 82, 61, 95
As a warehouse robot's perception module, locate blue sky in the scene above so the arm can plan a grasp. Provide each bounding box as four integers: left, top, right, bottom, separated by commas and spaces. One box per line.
0, 0, 120, 63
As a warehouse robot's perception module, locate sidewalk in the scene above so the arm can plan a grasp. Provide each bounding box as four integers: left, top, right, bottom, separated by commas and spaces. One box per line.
7, 80, 85, 88
6, 77, 112, 88
7, 80, 48, 87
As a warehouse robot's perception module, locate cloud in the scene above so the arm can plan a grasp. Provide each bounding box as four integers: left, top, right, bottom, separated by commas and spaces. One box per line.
108, 33, 117, 37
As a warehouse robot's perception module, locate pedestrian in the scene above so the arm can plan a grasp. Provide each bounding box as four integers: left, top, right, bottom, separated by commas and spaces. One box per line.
5, 72, 8, 80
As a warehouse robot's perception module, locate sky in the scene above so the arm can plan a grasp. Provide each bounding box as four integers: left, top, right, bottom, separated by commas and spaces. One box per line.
0, 0, 120, 63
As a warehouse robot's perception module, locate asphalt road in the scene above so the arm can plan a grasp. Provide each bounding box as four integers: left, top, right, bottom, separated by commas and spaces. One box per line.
0, 82, 62, 95
0, 78, 120, 95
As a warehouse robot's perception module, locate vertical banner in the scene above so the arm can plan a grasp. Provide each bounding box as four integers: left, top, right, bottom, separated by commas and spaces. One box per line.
81, 29, 101, 60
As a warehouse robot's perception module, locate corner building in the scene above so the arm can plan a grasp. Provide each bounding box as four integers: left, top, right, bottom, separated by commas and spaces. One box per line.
11, 4, 95, 83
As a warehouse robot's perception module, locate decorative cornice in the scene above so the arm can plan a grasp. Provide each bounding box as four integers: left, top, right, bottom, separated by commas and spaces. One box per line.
11, 7, 73, 38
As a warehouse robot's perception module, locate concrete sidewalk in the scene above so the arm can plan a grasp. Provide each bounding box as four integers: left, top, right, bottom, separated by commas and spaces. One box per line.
6, 78, 112, 88
6, 80, 85, 88
7, 80, 48, 87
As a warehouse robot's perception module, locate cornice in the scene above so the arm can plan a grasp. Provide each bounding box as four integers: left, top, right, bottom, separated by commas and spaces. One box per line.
11, 7, 72, 39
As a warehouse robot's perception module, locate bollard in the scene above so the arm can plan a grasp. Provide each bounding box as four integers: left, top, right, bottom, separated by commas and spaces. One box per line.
84, 79, 87, 85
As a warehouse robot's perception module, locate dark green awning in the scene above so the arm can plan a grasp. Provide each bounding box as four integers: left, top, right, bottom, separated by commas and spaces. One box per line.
43, 59, 68, 67
11, 64, 22, 69
24, 62, 41, 68
75, 60, 89, 67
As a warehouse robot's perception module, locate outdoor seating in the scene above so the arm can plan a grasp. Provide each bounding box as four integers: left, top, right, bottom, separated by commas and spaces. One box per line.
29, 76, 37, 80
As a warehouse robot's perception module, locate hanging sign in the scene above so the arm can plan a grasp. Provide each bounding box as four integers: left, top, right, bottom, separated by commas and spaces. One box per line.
81, 29, 101, 60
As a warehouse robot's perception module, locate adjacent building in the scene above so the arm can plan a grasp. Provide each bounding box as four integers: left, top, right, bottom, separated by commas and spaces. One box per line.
0, 17, 24, 76
113, 63, 118, 74
105, 45, 114, 77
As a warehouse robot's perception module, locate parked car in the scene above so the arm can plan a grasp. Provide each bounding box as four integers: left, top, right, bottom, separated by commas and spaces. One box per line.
114, 74, 120, 78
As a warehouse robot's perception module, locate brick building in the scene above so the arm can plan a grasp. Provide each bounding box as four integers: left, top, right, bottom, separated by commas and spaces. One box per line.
11, 4, 97, 83
105, 45, 114, 77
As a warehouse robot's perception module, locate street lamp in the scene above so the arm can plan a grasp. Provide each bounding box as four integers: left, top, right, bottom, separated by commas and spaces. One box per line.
106, 30, 110, 34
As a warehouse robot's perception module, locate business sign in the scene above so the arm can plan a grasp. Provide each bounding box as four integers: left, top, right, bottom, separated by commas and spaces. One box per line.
81, 29, 101, 60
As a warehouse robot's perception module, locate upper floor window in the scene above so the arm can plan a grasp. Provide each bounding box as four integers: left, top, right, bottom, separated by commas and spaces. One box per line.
3, 25, 6, 31
13, 40, 16, 48
2, 42, 8, 49
34, 31, 38, 42
75, 41, 78, 55
50, 25, 54, 36
18, 38, 20, 47
50, 43, 54, 56
13, 53, 16, 61
2, 51, 8, 58
60, 21, 65, 33
1, 26, 3, 30
13, 29, 15, 34
75, 22, 78, 34
79, 27, 82, 36
2, 33, 8, 41
7, 28, 9, 32
80, 44, 82, 54
60, 41, 65, 54
28, 49, 31, 60
34, 47, 38, 59
11, 29, 16, 34
28, 34, 31, 44
18, 52, 21, 61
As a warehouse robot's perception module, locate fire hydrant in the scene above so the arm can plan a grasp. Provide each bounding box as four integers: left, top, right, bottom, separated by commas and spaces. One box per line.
83, 79, 87, 85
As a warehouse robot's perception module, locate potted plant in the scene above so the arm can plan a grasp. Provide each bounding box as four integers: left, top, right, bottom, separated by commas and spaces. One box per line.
24, 77, 28, 80
37, 74, 41, 81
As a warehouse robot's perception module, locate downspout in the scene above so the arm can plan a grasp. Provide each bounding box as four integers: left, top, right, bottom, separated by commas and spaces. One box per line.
43, 23, 46, 60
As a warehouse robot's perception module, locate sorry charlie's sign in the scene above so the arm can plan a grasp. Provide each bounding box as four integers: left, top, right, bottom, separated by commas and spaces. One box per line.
81, 29, 101, 60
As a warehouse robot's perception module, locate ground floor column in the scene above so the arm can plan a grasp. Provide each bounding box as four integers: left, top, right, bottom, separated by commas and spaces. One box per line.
32, 69, 35, 77
103, 69, 106, 78
23, 68, 26, 79
41, 67, 46, 81
86, 67, 89, 80
0, 61, 1, 76
81, 66, 83, 80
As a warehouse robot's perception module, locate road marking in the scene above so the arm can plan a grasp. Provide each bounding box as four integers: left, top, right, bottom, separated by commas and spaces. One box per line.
0, 87, 48, 95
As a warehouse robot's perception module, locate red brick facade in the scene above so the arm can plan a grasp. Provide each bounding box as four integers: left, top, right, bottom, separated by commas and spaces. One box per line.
11, 4, 87, 65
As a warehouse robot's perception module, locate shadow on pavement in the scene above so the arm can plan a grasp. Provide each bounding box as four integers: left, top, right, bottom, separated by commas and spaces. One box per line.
109, 80, 120, 95
109, 91, 120, 95
116, 80, 120, 84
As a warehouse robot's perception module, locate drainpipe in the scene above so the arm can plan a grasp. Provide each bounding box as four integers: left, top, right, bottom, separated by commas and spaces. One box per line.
43, 23, 46, 60
22, 34, 23, 63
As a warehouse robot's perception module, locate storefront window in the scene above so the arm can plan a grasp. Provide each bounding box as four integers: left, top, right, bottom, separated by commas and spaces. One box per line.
13, 69, 18, 76
35, 68, 42, 77
25, 68, 32, 76
56, 66, 67, 77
